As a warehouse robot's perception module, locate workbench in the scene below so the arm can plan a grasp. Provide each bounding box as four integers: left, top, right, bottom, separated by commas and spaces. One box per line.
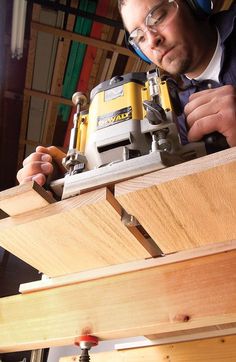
0, 147, 236, 361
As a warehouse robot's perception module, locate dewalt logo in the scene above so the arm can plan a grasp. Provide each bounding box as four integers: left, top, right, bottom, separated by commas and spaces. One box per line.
97, 106, 132, 129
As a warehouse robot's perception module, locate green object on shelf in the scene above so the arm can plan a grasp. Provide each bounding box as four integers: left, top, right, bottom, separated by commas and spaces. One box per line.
59, 0, 97, 122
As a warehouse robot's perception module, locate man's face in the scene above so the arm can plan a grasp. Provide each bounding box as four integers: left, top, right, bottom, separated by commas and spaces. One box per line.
121, 0, 208, 77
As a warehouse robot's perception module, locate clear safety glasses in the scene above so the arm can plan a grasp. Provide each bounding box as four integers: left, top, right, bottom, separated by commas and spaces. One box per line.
128, 0, 179, 49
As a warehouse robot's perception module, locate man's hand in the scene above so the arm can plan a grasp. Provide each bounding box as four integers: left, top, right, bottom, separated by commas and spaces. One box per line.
184, 85, 236, 147
17, 146, 66, 186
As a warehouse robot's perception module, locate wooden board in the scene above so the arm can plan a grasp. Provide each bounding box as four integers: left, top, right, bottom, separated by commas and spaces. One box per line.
0, 250, 235, 352
31, 22, 135, 58
19, 239, 236, 293
0, 187, 154, 277
59, 335, 236, 362
17, 4, 41, 169
0, 181, 55, 216
42, 0, 78, 146
115, 148, 236, 253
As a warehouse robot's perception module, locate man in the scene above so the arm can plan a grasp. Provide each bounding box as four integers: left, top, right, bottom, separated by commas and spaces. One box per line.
17, 0, 236, 185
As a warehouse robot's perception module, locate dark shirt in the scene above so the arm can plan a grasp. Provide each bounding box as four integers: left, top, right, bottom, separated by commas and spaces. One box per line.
177, 3, 236, 144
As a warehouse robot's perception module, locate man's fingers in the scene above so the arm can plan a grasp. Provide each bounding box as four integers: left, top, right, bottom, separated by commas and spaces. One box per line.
36, 146, 66, 172
17, 161, 53, 183
36, 146, 66, 159
185, 85, 236, 147
19, 173, 47, 187
186, 101, 218, 128
185, 96, 208, 118
188, 85, 234, 102
17, 146, 66, 186
187, 113, 223, 142
22, 152, 52, 167
31, 173, 47, 186
185, 85, 236, 118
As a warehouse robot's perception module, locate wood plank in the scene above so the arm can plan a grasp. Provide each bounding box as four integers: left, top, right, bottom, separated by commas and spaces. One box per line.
31, 22, 135, 58
116, 328, 236, 348
0, 250, 236, 352
59, 335, 236, 362
42, 0, 78, 146
17, 5, 41, 169
124, 57, 140, 74
115, 148, 236, 253
0, 182, 55, 216
106, 30, 125, 80
0, 188, 152, 277
24, 88, 73, 106
88, 47, 104, 94
90, 1, 119, 87
19, 239, 236, 293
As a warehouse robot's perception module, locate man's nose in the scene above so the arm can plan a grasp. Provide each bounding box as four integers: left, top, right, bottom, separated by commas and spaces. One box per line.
146, 30, 162, 48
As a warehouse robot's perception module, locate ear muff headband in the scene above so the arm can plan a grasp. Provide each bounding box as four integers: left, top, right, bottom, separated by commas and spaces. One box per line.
186, 0, 213, 16
130, 43, 152, 64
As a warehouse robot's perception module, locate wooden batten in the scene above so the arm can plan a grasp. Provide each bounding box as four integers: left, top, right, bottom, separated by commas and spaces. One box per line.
17, 4, 41, 169
59, 335, 236, 362
0, 181, 55, 216
23, 89, 73, 106
19, 239, 236, 294
31, 22, 134, 58
42, 0, 78, 146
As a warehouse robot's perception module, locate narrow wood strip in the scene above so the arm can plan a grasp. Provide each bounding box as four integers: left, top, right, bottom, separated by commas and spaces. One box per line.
116, 329, 236, 349
42, 0, 78, 146
0, 182, 55, 216
31, 22, 135, 58
59, 335, 236, 362
24, 88, 72, 105
19, 239, 236, 293
17, 5, 41, 169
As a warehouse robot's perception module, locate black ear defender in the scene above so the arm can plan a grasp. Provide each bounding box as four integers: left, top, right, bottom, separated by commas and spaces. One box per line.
186, 0, 213, 17
131, 43, 152, 64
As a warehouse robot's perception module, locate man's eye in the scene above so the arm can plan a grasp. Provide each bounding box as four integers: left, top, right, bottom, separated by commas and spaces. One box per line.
137, 35, 145, 44
154, 14, 165, 23
151, 10, 167, 25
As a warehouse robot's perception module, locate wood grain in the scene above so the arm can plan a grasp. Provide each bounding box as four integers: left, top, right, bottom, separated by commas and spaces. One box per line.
31, 22, 135, 58
0, 250, 236, 352
115, 148, 236, 253
17, 4, 41, 169
23, 89, 73, 105
0, 181, 55, 216
0, 187, 152, 276
19, 239, 236, 294
42, 0, 77, 146
59, 335, 236, 362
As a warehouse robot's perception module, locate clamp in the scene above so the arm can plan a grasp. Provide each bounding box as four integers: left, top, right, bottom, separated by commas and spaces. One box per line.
75, 335, 99, 362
